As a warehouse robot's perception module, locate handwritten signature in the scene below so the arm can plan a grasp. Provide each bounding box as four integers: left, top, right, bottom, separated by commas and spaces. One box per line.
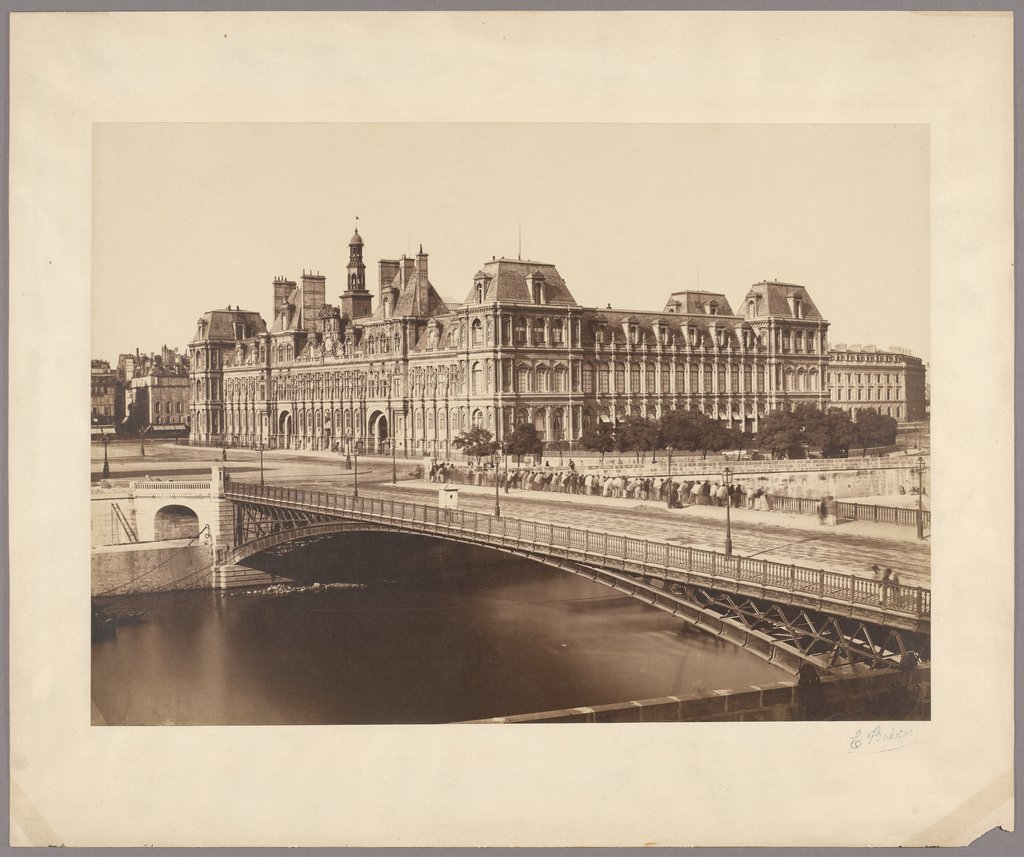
849, 725, 914, 753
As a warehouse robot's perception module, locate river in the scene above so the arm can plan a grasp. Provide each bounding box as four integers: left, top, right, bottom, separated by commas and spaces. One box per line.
92, 534, 788, 725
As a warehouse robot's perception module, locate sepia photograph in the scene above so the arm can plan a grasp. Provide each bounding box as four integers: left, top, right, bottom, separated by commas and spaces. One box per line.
90, 122, 931, 726
11, 10, 1014, 848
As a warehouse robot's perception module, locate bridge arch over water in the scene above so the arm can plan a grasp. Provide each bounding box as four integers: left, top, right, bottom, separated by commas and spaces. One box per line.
222, 485, 931, 675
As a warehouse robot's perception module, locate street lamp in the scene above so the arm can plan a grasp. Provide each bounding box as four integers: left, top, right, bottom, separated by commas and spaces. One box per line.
722, 466, 734, 557
257, 442, 264, 487
913, 455, 926, 540
101, 434, 111, 479
665, 445, 674, 509
392, 438, 397, 484
353, 446, 359, 499
503, 441, 510, 494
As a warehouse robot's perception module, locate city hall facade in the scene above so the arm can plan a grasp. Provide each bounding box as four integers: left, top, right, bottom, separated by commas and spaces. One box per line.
188, 230, 835, 455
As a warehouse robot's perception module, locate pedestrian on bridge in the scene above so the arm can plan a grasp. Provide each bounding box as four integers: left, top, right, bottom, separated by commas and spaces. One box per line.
879, 567, 893, 605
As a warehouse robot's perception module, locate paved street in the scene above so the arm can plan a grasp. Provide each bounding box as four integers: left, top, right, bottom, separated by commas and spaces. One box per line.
92, 442, 931, 586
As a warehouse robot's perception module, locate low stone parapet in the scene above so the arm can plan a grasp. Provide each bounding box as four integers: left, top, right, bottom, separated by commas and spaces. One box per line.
465, 664, 930, 723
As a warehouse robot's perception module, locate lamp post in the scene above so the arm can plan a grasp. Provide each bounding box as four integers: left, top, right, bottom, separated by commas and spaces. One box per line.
665, 445, 674, 509
101, 434, 111, 479
391, 438, 397, 484
493, 444, 502, 518
722, 466, 734, 557
344, 435, 352, 470
257, 442, 264, 487
353, 446, 359, 499
913, 455, 926, 540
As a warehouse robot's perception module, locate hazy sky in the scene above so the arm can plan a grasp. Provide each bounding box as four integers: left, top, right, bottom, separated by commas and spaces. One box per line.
93, 123, 929, 364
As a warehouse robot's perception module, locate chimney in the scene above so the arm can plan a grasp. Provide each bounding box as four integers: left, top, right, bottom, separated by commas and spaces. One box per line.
273, 276, 296, 313
416, 244, 428, 280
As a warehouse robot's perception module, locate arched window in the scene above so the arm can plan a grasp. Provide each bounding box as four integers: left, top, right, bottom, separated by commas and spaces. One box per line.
472, 362, 483, 395
514, 318, 527, 345
472, 319, 483, 347
551, 408, 564, 440
473, 409, 484, 429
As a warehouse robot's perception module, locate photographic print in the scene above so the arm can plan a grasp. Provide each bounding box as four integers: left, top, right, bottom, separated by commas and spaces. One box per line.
11, 10, 1014, 848
90, 122, 931, 726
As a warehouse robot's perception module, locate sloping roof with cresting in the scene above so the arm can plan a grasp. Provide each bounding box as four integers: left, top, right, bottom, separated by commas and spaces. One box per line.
462, 258, 577, 306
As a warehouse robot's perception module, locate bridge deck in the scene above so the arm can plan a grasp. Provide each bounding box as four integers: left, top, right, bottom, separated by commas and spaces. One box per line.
225, 482, 930, 633
271, 476, 932, 587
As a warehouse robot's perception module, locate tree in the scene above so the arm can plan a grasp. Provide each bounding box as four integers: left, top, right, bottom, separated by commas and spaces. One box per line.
452, 426, 498, 461
658, 408, 701, 451
690, 411, 733, 459
578, 420, 616, 463
854, 409, 898, 453
505, 423, 544, 464
755, 409, 805, 458
616, 416, 660, 462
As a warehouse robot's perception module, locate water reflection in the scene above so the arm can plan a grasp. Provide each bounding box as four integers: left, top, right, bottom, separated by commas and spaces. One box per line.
92, 535, 787, 724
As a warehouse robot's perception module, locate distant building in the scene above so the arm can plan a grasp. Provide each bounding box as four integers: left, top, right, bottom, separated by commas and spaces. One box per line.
187, 229, 833, 452
91, 359, 118, 434
826, 344, 927, 422
124, 373, 191, 437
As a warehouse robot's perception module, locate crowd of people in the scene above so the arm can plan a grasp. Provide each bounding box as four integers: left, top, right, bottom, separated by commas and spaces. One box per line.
427, 460, 778, 510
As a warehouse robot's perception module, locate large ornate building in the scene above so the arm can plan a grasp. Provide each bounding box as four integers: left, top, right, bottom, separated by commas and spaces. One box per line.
827, 343, 927, 422
188, 230, 839, 454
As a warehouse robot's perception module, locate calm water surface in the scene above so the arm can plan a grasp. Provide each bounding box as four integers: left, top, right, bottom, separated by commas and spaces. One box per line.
92, 537, 787, 724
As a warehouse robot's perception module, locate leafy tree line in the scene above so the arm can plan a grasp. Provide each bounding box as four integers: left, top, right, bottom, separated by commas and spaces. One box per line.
450, 405, 897, 464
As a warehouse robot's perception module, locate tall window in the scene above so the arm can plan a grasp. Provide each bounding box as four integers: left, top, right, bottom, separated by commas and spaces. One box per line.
730, 366, 739, 392
661, 365, 671, 393
537, 366, 550, 392
615, 365, 625, 394
646, 368, 656, 393
472, 363, 483, 395
551, 321, 564, 346
599, 366, 610, 394
516, 365, 530, 393
472, 319, 483, 347
514, 319, 527, 345
630, 365, 640, 392
553, 367, 567, 393
582, 365, 594, 394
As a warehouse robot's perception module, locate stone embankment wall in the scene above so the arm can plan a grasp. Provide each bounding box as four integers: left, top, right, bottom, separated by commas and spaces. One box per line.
92, 542, 214, 596
469, 664, 930, 723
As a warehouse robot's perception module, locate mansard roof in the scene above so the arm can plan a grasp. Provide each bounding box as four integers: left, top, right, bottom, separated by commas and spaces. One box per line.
463, 258, 577, 306
741, 281, 825, 320
581, 306, 744, 348
662, 290, 735, 316
364, 266, 448, 322
192, 308, 267, 344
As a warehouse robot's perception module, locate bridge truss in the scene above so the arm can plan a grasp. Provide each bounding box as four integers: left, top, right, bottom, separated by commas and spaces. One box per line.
225, 483, 930, 676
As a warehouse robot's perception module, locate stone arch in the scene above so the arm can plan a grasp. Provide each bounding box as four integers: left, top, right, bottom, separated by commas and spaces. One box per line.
368, 410, 389, 452
278, 410, 292, 447
153, 504, 201, 541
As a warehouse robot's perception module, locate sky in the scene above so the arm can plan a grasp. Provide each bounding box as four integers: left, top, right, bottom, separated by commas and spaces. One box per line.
93, 123, 929, 365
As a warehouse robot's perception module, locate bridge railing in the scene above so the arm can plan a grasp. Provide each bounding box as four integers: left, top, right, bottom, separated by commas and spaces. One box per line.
765, 494, 930, 528
130, 480, 212, 496
224, 482, 930, 620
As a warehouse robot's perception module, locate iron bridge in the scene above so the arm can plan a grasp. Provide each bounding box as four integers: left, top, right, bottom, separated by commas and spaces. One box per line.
224, 482, 931, 676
